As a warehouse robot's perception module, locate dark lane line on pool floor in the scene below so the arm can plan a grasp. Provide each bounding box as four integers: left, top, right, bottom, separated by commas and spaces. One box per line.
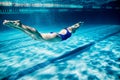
2, 30, 120, 80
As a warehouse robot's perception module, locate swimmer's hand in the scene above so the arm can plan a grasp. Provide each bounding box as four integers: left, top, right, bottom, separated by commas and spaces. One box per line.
78, 21, 84, 24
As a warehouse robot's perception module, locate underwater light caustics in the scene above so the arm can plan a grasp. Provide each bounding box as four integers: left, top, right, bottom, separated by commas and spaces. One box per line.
2, 28, 120, 80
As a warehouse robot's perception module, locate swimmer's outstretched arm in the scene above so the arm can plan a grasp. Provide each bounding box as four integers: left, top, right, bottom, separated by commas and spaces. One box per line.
66, 21, 84, 33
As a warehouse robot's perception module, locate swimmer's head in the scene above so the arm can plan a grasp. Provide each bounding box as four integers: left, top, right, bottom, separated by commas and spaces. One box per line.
3, 20, 21, 27
74, 23, 80, 28
71, 22, 84, 33
71, 23, 80, 33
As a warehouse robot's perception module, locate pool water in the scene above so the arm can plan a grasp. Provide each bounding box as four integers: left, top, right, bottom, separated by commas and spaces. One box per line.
0, 24, 120, 80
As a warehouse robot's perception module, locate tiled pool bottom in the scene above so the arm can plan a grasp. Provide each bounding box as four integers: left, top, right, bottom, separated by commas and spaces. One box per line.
0, 25, 120, 80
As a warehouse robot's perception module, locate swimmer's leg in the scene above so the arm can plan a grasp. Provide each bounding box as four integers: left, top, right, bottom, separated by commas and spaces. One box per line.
3, 20, 43, 40
22, 25, 43, 40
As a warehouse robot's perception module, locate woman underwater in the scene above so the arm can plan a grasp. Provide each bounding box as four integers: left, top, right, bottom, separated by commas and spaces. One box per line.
3, 20, 83, 42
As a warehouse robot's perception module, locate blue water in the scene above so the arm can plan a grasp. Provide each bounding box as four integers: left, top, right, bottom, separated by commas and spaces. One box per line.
0, 23, 120, 80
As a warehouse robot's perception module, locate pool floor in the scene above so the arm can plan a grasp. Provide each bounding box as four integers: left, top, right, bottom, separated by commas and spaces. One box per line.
0, 25, 120, 80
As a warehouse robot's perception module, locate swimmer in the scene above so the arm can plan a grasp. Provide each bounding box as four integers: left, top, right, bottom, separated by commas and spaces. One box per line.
3, 20, 83, 42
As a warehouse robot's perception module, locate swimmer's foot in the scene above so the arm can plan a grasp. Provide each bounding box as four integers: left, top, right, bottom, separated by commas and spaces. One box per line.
3, 20, 23, 30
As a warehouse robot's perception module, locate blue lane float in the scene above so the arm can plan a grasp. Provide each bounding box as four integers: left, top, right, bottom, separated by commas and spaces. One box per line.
2, 30, 120, 80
